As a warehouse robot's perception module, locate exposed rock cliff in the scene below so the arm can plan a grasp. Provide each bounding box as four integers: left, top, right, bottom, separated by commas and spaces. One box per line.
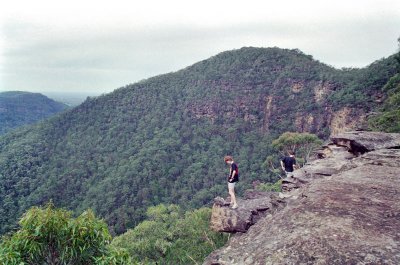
204, 131, 400, 265
329, 108, 367, 136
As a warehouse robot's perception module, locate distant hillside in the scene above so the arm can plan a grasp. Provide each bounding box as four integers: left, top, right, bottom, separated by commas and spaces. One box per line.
0, 47, 398, 235
0, 91, 68, 135
43, 91, 100, 106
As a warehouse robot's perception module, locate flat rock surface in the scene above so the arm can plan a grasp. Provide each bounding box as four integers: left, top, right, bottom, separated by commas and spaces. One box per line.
204, 132, 400, 265
331, 131, 400, 152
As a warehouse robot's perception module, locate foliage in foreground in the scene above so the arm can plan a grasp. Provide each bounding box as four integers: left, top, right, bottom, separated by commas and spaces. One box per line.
0, 203, 131, 265
112, 204, 228, 265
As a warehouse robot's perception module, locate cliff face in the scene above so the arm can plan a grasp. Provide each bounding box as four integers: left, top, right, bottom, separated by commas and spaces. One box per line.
205, 131, 400, 265
186, 77, 364, 138
183, 48, 397, 138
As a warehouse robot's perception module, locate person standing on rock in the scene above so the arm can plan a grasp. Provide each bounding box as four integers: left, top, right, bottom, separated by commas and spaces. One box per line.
280, 151, 297, 177
224, 156, 239, 209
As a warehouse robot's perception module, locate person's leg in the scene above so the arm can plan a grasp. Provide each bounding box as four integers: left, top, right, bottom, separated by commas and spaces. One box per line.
227, 183, 233, 204
228, 183, 238, 208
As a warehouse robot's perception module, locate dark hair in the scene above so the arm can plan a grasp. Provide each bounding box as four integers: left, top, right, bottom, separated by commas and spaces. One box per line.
289, 151, 295, 156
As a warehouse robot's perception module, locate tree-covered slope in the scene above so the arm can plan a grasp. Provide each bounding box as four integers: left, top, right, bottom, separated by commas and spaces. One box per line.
0, 91, 68, 135
368, 42, 400, 132
0, 47, 397, 235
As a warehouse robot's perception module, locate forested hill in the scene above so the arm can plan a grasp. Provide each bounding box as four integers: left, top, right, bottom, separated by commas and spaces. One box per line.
0, 47, 397, 235
0, 91, 68, 135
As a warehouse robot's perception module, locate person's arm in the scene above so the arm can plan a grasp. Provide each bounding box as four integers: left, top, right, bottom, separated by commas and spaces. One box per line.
228, 166, 232, 181
280, 160, 285, 171
293, 159, 298, 170
230, 170, 236, 181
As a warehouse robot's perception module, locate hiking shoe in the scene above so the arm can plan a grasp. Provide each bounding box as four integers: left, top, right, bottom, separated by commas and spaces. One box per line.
231, 204, 238, 209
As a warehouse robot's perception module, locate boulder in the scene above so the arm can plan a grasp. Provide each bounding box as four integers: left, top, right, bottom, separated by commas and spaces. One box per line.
331, 131, 400, 154
209, 193, 274, 233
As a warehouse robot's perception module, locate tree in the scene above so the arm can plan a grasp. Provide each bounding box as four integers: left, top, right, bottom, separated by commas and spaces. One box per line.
111, 204, 228, 264
368, 38, 400, 133
368, 74, 400, 132
0, 203, 131, 265
262, 155, 284, 179
271, 132, 323, 165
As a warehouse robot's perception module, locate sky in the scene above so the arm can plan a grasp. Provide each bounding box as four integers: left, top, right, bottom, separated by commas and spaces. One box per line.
1, 0, 399, 95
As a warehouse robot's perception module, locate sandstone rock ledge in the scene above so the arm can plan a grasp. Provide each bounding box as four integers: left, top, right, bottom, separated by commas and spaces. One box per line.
210, 191, 284, 233
204, 131, 400, 265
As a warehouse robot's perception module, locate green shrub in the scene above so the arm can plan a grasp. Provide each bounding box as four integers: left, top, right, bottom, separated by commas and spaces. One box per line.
0, 202, 131, 265
112, 204, 228, 264
256, 180, 282, 192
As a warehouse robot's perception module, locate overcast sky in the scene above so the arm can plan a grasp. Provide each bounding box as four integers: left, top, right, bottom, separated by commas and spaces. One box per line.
1, 0, 399, 95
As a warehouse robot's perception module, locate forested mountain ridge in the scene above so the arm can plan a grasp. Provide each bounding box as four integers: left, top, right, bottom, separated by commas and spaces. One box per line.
0, 47, 398, 235
0, 91, 68, 135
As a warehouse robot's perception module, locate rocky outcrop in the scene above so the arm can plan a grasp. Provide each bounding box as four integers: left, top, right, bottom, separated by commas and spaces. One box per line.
295, 113, 315, 133
204, 131, 400, 265
331, 131, 400, 153
329, 108, 367, 136
262, 95, 274, 132
210, 192, 285, 233
314, 81, 335, 103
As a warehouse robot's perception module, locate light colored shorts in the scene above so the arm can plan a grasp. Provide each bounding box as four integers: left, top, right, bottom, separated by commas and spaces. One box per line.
228, 182, 236, 189
285, 171, 294, 177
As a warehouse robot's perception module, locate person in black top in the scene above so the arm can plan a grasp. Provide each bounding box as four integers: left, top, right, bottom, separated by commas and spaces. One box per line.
280, 151, 297, 177
224, 155, 239, 209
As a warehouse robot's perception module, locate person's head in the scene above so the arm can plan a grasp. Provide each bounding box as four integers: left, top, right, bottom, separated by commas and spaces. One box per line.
288, 151, 295, 157
224, 155, 233, 164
